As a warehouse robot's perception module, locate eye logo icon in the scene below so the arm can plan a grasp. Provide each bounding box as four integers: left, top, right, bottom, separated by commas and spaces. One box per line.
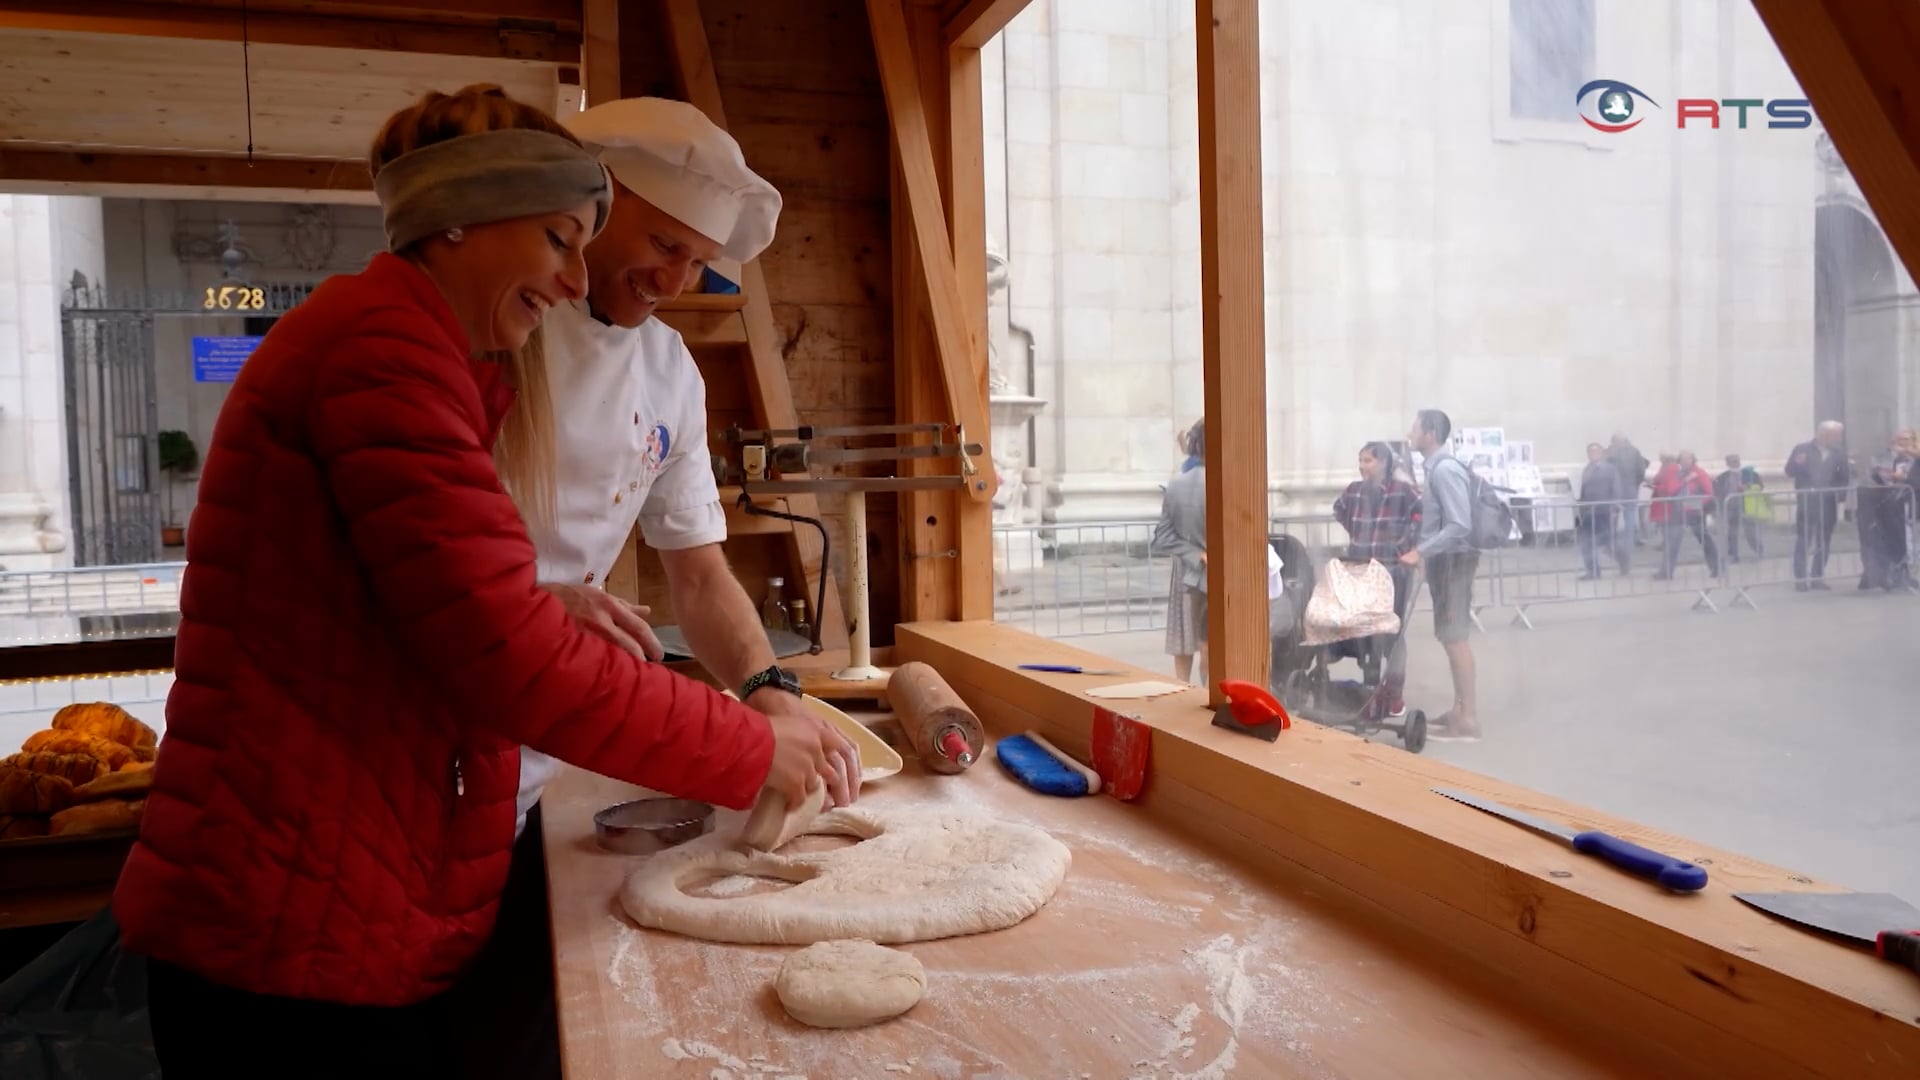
1577, 79, 1659, 132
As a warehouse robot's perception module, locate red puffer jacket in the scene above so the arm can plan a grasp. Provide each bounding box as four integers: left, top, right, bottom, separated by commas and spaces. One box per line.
114, 253, 773, 1006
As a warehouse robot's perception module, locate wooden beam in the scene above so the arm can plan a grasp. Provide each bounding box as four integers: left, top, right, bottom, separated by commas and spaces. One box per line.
897, 4, 962, 622
946, 44, 993, 617
866, 0, 995, 503
941, 0, 1029, 49
898, 622, 1920, 1080
579, 0, 619, 106
1751, 0, 1920, 290
0, 145, 375, 203
0, 0, 578, 61
657, 0, 847, 647
1195, 0, 1269, 702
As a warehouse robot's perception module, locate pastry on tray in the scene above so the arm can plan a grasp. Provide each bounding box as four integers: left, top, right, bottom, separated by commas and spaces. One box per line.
0, 766, 78, 815
1, 750, 110, 786
75, 762, 154, 802
23, 729, 137, 771
0, 813, 51, 840
52, 701, 159, 752
49, 798, 145, 837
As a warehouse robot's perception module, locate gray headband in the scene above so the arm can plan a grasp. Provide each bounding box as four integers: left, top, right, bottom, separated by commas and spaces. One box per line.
374, 128, 613, 252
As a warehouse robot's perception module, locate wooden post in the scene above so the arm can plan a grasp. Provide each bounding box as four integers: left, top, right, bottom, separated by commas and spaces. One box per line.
580, 0, 621, 107
1751, 0, 1920, 287
894, 1, 994, 621
866, 0, 996, 505
1195, 0, 1268, 704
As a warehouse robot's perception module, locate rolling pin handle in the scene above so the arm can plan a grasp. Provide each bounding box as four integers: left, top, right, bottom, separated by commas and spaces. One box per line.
939, 727, 974, 766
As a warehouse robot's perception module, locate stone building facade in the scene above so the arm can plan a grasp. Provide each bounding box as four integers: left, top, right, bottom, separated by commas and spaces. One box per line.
982, 0, 1918, 522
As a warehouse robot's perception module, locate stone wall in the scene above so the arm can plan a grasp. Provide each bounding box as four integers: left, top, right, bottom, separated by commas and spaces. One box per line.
986, 0, 1918, 522
0, 194, 105, 568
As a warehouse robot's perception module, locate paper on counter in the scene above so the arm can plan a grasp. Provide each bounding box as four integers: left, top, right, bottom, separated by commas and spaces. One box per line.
1085, 680, 1191, 700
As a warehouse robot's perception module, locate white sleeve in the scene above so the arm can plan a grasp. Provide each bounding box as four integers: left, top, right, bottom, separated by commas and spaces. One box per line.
638, 342, 727, 551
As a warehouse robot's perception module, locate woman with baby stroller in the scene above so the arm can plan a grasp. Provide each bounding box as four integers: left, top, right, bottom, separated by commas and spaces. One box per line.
1273, 442, 1429, 751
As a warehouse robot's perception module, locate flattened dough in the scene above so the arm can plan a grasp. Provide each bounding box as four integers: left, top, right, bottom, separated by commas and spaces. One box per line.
621, 807, 1071, 945
742, 776, 827, 851
775, 940, 925, 1029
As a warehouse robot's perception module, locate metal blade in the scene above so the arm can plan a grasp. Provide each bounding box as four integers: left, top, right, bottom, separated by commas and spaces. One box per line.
1734, 891, 1920, 946
1433, 787, 1577, 844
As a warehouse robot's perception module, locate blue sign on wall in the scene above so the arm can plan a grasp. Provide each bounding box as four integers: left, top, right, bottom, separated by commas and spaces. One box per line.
191, 335, 263, 383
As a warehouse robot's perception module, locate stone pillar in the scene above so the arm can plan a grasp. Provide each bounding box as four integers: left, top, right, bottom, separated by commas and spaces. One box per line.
0, 195, 101, 569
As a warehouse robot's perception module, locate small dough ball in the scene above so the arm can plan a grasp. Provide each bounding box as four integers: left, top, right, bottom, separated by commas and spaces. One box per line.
775, 940, 926, 1029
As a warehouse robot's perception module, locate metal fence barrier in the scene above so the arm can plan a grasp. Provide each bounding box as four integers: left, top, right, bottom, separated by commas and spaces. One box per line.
993, 483, 1916, 638
0, 562, 185, 618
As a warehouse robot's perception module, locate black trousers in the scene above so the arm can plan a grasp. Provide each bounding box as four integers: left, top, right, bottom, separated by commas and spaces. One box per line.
148, 960, 457, 1079
147, 808, 559, 1080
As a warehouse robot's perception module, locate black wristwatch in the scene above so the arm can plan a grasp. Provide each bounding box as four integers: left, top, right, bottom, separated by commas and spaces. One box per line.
740, 665, 802, 701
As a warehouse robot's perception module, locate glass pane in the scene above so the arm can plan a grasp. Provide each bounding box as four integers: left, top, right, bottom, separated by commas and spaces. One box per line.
985, 1, 1208, 658
981, 0, 1918, 902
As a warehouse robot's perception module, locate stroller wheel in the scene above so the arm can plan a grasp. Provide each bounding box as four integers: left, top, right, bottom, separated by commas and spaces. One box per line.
1282, 669, 1309, 709
1403, 710, 1428, 755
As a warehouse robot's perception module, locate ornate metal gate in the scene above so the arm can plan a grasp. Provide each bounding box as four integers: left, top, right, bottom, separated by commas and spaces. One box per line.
60, 281, 315, 566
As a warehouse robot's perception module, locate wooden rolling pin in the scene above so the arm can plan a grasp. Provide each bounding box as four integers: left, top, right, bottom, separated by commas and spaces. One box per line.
888, 662, 983, 774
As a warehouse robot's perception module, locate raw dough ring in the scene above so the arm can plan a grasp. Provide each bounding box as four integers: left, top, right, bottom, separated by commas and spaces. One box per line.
775, 940, 925, 1029
620, 807, 1071, 946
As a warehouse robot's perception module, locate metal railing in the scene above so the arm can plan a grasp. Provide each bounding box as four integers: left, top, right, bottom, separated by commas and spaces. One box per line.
0, 562, 186, 618
992, 482, 1917, 638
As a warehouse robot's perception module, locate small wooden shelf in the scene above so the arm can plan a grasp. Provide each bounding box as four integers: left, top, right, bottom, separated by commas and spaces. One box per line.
655, 292, 747, 313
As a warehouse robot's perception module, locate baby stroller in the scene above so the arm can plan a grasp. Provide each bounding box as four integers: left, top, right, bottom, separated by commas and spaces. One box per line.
1269, 536, 1429, 754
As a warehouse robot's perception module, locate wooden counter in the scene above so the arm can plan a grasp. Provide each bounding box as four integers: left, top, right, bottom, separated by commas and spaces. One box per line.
542, 752, 1646, 1078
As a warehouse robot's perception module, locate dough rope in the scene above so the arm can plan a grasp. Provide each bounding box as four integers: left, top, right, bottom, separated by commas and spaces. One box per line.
621, 807, 1071, 946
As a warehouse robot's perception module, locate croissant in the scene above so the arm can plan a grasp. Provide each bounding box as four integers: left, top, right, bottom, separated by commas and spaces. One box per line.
49, 798, 143, 836
22, 729, 135, 771
50, 702, 157, 751
1, 751, 108, 787
0, 767, 77, 814
75, 763, 154, 802
0, 814, 50, 840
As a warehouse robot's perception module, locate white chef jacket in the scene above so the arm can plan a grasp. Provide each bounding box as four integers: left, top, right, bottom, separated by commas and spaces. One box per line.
513, 300, 728, 838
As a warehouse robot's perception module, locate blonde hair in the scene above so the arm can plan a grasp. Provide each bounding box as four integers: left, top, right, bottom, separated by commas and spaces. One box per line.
369, 82, 565, 533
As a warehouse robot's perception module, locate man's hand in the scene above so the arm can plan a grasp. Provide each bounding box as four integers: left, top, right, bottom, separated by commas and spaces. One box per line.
749, 687, 861, 808
1400, 548, 1422, 566
539, 583, 664, 661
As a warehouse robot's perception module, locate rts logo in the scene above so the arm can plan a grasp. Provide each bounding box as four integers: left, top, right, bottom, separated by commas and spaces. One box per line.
1576, 79, 1658, 132
1576, 79, 1814, 132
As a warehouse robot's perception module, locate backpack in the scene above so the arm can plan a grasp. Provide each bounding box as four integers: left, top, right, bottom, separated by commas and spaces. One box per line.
1441, 457, 1515, 549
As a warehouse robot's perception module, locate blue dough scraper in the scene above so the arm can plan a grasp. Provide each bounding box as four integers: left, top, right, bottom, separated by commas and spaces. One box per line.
995, 732, 1098, 797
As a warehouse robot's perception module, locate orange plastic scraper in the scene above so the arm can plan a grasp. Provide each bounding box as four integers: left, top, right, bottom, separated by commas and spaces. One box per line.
1090, 706, 1150, 801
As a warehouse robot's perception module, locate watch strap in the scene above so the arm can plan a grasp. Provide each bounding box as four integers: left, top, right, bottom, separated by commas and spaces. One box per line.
740, 664, 800, 700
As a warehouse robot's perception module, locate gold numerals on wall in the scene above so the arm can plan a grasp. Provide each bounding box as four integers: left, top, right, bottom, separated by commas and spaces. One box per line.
202, 286, 268, 311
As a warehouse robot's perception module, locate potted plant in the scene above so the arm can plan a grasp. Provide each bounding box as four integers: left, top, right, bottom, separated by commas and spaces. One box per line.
158, 429, 200, 548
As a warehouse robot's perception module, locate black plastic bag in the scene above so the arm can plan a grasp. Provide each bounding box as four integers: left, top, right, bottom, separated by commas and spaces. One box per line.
0, 907, 158, 1080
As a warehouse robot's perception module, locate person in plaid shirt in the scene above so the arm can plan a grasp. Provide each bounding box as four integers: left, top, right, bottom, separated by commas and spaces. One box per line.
1330, 441, 1422, 715
1334, 442, 1423, 562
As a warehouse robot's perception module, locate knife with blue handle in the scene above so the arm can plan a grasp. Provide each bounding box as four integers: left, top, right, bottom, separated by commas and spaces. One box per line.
1434, 787, 1709, 892
1018, 663, 1128, 675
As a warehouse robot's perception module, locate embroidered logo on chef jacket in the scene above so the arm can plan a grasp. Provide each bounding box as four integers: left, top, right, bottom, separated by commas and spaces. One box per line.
643, 422, 674, 475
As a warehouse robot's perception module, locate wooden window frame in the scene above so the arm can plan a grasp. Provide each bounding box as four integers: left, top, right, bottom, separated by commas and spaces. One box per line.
905, 0, 1920, 1074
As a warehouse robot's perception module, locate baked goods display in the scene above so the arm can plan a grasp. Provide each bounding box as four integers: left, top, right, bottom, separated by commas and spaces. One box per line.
52, 701, 159, 751
0, 702, 158, 842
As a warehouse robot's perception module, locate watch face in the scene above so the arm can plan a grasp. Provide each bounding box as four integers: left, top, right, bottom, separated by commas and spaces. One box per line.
775, 667, 802, 694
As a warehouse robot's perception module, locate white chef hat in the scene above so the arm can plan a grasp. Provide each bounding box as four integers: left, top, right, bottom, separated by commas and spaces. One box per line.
565, 97, 782, 263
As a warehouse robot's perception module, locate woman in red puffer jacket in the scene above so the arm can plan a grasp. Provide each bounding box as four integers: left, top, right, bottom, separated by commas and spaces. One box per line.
113, 85, 853, 1077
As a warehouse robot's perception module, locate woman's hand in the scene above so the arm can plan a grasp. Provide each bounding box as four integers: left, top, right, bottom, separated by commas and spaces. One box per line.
539, 583, 664, 661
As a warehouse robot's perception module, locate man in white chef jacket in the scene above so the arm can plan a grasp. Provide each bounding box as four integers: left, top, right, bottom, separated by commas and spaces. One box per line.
513, 97, 862, 840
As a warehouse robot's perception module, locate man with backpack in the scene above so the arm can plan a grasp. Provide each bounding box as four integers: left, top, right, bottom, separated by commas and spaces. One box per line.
1401, 408, 1483, 741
